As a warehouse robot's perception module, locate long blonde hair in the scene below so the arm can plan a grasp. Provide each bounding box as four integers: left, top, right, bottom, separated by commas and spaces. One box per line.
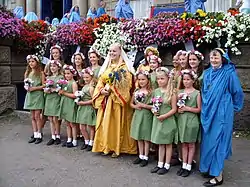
25, 57, 42, 78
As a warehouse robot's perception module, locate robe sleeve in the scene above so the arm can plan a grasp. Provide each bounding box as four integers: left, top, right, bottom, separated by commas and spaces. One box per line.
228, 71, 244, 112
92, 78, 105, 109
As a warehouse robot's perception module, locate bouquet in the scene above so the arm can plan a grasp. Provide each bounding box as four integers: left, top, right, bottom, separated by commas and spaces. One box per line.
24, 78, 34, 90
43, 79, 54, 92
151, 96, 163, 115
55, 79, 68, 92
177, 93, 190, 108
134, 91, 146, 103
74, 91, 84, 103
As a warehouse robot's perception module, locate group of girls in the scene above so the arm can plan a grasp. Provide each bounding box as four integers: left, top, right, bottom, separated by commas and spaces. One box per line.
24, 44, 208, 177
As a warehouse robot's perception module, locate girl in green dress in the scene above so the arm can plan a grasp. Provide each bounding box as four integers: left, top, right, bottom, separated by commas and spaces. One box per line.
130, 70, 153, 167
59, 65, 78, 148
147, 55, 162, 90
170, 54, 182, 90
176, 69, 201, 177
24, 55, 45, 144
76, 68, 96, 151
177, 50, 189, 71
44, 60, 64, 146
72, 52, 86, 89
150, 67, 178, 175
88, 49, 101, 85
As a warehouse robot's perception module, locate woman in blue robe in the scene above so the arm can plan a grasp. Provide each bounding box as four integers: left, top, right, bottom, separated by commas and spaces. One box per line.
115, 0, 134, 19
51, 18, 59, 27
87, 7, 97, 19
13, 6, 24, 19
185, 0, 206, 14
24, 12, 38, 23
60, 13, 70, 25
200, 48, 244, 186
69, 5, 81, 23
97, 0, 106, 17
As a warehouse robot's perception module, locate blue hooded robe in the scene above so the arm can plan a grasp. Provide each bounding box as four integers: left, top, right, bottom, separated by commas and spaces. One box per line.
13, 6, 24, 19
51, 18, 59, 27
97, 7, 106, 17
200, 54, 244, 177
24, 12, 38, 23
87, 8, 97, 19
115, 0, 134, 19
185, 0, 206, 14
69, 12, 81, 23
60, 14, 70, 25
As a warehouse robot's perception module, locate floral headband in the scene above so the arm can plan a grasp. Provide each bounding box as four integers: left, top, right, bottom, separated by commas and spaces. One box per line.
81, 67, 94, 76
88, 48, 101, 58
50, 45, 63, 54
156, 67, 170, 76
147, 55, 162, 64
71, 52, 85, 64
181, 69, 198, 79
215, 48, 231, 63
49, 60, 62, 67
187, 50, 204, 61
26, 55, 39, 63
135, 70, 150, 77
144, 46, 159, 56
63, 65, 77, 75
176, 50, 187, 56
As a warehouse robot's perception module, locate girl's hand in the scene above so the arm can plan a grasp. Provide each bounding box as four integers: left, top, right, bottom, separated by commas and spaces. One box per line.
137, 102, 145, 109
178, 108, 184, 113
180, 106, 189, 112
134, 104, 142, 110
28, 87, 35, 92
50, 88, 56, 92
101, 89, 110, 96
44, 89, 51, 94
77, 101, 85, 106
58, 90, 64, 95
157, 115, 165, 122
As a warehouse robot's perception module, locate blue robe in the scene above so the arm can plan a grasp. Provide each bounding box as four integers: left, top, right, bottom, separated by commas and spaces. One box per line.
115, 0, 134, 19
13, 6, 24, 19
87, 8, 97, 19
60, 14, 69, 25
70, 5, 80, 16
69, 12, 81, 23
97, 7, 106, 17
51, 18, 59, 27
24, 12, 38, 23
200, 62, 244, 177
185, 0, 206, 14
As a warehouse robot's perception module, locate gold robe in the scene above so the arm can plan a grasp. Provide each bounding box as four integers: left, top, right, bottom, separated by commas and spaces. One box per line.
92, 62, 137, 155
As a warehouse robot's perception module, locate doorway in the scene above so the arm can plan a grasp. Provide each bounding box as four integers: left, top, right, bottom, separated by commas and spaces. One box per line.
52, 0, 63, 19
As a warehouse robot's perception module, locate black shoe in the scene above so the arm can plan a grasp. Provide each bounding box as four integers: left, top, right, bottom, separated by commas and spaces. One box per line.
177, 168, 185, 176
192, 160, 197, 170
151, 166, 161, 173
181, 169, 191, 177
62, 141, 67, 147
201, 172, 214, 179
66, 142, 76, 148
46, 139, 55, 146
28, 137, 36, 143
30, 135, 34, 139
35, 138, 43, 144
81, 144, 88, 150
157, 168, 169, 175
203, 178, 223, 187
55, 138, 61, 145
86, 145, 92, 151
140, 160, 148, 167
133, 157, 142, 164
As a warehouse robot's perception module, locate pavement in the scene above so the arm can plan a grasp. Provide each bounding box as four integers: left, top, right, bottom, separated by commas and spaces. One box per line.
0, 113, 250, 187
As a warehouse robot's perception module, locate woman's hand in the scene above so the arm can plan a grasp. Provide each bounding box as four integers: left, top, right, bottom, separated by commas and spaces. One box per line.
101, 89, 110, 96
58, 90, 64, 95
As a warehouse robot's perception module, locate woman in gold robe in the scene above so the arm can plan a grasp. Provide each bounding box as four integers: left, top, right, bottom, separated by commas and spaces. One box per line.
92, 43, 137, 157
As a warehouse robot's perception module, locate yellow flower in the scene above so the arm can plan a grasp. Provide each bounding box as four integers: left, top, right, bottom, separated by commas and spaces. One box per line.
181, 12, 187, 20
196, 9, 207, 17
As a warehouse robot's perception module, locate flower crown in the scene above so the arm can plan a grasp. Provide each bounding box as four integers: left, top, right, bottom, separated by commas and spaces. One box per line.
81, 67, 94, 76
176, 50, 187, 56
49, 60, 62, 67
181, 69, 198, 79
187, 50, 204, 61
50, 45, 63, 54
156, 67, 170, 76
144, 46, 159, 56
63, 65, 77, 75
88, 48, 101, 58
135, 70, 150, 77
147, 55, 162, 64
26, 55, 39, 63
71, 52, 85, 64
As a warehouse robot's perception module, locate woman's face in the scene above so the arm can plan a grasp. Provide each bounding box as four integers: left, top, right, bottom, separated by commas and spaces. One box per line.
180, 54, 188, 68
64, 70, 73, 80
52, 48, 60, 60
83, 73, 92, 84
89, 53, 99, 65
147, 51, 153, 57
50, 63, 59, 74
173, 55, 179, 68
137, 73, 149, 88
109, 45, 121, 61
75, 6, 79, 12
183, 74, 194, 88
210, 52, 223, 68
149, 61, 159, 71
189, 54, 200, 70
157, 73, 168, 88
74, 55, 83, 67
29, 58, 37, 69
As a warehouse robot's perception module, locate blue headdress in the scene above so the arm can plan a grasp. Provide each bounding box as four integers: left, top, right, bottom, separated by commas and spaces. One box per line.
51, 18, 59, 27
24, 12, 38, 23
60, 13, 70, 25
13, 6, 24, 19
115, 0, 134, 19
87, 7, 97, 19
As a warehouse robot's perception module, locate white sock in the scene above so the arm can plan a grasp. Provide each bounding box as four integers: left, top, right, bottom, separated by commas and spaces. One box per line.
85, 140, 89, 145
139, 155, 144, 159
179, 158, 182, 162
80, 135, 83, 138
143, 156, 149, 160
157, 162, 164, 168
193, 160, 196, 163
186, 164, 192, 171
182, 163, 187, 169
56, 135, 60, 139
67, 138, 72, 143
89, 140, 94, 146
52, 135, 56, 140
34, 132, 38, 138
72, 139, 77, 146
37, 133, 42, 138
164, 163, 170, 170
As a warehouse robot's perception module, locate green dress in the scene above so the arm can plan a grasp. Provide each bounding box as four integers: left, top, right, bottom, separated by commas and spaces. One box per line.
59, 80, 77, 123
24, 72, 44, 110
76, 85, 96, 126
150, 88, 178, 145
130, 90, 153, 141
150, 72, 158, 89
93, 66, 101, 79
44, 75, 64, 117
197, 71, 204, 90
177, 89, 200, 143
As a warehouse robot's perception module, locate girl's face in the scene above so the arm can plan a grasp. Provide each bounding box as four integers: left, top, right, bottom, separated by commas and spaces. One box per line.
183, 74, 194, 88
89, 53, 99, 65
74, 55, 83, 67
50, 63, 59, 74
173, 56, 179, 68
157, 73, 169, 88
149, 61, 159, 71
52, 48, 60, 60
83, 73, 92, 84
180, 55, 188, 68
109, 45, 121, 61
29, 58, 38, 69
189, 54, 200, 70
147, 51, 153, 57
64, 70, 73, 80
137, 73, 149, 88
210, 52, 223, 68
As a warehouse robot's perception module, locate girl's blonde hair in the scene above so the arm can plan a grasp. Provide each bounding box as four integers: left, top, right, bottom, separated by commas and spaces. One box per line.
156, 67, 175, 104
47, 60, 63, 76
136, 71, 152, 94
25, 56, 42, 78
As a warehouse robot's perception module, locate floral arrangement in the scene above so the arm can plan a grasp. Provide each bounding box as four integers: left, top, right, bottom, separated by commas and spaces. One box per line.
28, 20, 49, 34
63, 65, 78, 75
87, 14, 118, 27
177, 93, 190, 108
44, 79, 54, 92
102, 68, 127, 91
24, 78, 34, 90
74, 91, 85, 103
134, 91, 146, 103
151, 96, 163, 115
56, 79, 68, 92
